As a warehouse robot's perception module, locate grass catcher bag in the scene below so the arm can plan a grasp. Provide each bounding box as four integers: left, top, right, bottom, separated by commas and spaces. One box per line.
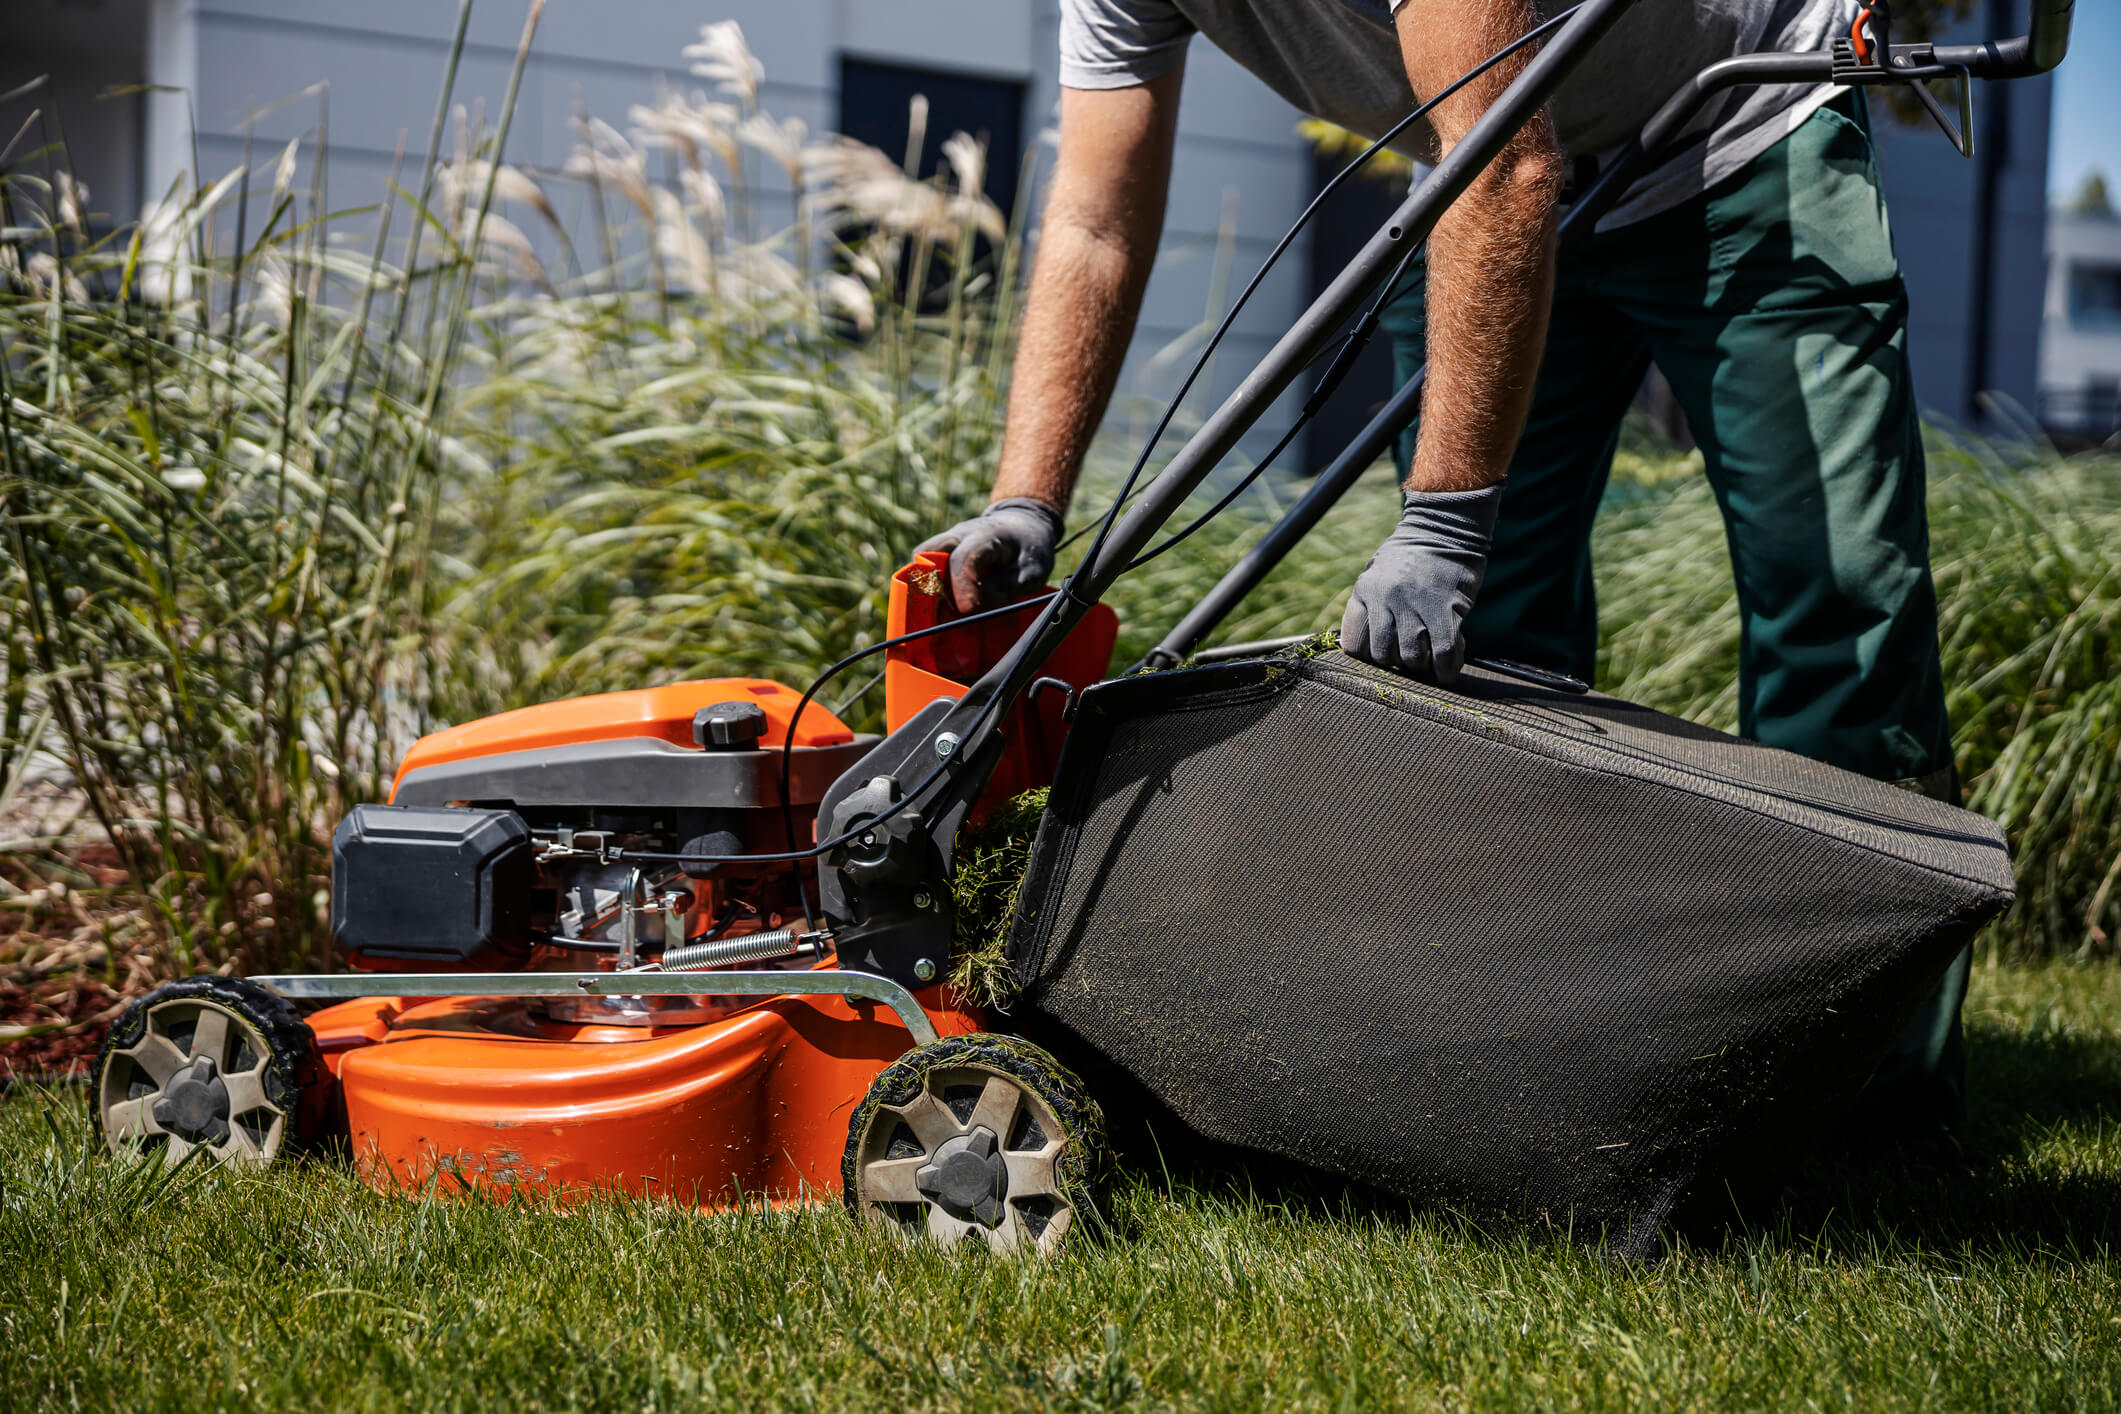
1004, 648, 2014, 1251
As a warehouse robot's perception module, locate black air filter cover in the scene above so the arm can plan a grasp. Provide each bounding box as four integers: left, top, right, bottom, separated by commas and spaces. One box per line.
1005, 650, 2014, 1250
332, 804, 533, 970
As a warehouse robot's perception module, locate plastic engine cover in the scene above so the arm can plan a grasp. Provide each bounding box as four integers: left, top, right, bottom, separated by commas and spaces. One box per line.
331, 804, 533, 970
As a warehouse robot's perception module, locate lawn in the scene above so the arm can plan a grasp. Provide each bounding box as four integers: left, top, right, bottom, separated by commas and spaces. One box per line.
1, 960, 2114, 1413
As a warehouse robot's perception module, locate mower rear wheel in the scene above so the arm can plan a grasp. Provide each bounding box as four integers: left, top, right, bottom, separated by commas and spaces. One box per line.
843, 1033, 1104, 1256
91, 977, 324, 1170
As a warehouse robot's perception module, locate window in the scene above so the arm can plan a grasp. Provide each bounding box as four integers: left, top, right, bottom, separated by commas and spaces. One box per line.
2067, 262, 2121, 328
836, 57, 1027, 222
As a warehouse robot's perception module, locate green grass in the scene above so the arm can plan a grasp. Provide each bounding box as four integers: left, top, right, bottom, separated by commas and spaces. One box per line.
3, 959, 2115, 1412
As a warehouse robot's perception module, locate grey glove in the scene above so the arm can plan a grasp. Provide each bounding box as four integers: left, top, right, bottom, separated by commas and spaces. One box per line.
1339, 485, 1504, 685
915, 497, 1065, 613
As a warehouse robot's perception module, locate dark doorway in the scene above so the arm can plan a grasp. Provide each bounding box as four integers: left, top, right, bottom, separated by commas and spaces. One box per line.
836, 56, 1027, 223
2, 0, 151, 231
1303, 150, 1405, 471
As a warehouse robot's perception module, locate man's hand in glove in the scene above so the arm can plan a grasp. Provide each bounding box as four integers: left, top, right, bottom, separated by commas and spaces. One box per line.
915, 497, 1066, 614
1339, 485, 1503, 684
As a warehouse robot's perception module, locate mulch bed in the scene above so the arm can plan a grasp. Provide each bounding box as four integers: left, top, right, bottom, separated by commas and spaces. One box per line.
1, 847, 155, 1084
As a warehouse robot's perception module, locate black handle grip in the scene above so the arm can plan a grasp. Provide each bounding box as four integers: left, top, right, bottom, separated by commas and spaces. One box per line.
2028, 0, 2075, 74
1934, 0, 2072, 79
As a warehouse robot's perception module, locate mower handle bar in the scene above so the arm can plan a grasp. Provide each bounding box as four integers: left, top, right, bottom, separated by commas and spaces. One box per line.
916, 0, 1648, 801
1998, 0, 2073, 77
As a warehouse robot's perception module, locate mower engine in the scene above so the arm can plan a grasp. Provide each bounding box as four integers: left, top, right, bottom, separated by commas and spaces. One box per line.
328, 680, 875, 1026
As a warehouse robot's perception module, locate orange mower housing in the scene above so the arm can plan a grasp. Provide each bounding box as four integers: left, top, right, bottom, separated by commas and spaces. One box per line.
293, 572, 1114, 1207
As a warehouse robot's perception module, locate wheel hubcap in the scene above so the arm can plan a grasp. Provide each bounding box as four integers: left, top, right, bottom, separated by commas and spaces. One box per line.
151, 1056, 231, 1144
916, 1126, 1007, 1226
856, 1063, 1078, 1254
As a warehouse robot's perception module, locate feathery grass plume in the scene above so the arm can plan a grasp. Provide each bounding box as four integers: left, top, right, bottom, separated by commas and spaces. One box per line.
684, 21, 765, 111
631, 85, 744, 177
53, 170, 89, 238
563, 116, 655, 220
268, 137, 300, 208
740, 112, 809, 186
651, 187, 714, 295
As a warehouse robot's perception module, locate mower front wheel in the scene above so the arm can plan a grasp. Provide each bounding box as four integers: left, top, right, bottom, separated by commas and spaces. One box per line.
91, 977, 326, 1170
843, 1033, 1104, 1256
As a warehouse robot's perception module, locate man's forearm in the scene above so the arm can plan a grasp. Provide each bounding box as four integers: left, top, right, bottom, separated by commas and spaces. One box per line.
1414, 140, 1558, 492
1398, 0, 1562, 494
988, 217, 1156, 512
989, 74, 1180, 516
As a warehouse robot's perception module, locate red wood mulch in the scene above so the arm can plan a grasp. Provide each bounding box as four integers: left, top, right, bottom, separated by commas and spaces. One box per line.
1, 848, 156, 1085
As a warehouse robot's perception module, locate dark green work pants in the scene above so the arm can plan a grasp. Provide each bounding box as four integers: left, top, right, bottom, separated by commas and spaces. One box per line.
1380, 93, 1966, 1144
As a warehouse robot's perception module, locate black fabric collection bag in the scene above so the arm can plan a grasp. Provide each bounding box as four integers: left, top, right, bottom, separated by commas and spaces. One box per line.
1005, 649, 2014, 1251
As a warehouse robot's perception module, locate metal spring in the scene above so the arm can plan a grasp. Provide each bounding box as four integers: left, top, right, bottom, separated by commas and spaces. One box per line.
661, 927, 813, 972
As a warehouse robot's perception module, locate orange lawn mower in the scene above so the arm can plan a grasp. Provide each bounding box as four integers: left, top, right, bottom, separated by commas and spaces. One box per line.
89, 0, 2071, 1257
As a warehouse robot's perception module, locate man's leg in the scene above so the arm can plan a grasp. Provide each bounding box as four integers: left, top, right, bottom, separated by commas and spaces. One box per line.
1378, 257, 1650, 681
1613, 94, 1966, 1145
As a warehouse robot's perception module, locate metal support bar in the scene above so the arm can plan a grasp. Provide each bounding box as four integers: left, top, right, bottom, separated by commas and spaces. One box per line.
255, 969, 941, 1046
1144, 370, 1427, 672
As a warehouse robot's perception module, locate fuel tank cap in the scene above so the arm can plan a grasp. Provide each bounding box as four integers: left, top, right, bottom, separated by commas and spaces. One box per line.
694, 700, 769, 750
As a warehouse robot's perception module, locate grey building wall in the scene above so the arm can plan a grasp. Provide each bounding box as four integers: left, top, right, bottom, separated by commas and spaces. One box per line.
2038, 209, 2121, 437
145, 0, 833, 249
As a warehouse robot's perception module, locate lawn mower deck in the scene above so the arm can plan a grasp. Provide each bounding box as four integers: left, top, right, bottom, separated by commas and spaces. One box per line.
305, 982, 979, 1202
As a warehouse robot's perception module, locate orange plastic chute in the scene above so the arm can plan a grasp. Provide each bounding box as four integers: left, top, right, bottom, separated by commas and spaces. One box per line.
883, 552, 1118, 815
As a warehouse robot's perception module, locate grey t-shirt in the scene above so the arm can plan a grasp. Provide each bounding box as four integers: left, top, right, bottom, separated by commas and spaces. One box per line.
1060, 0, 1849, 228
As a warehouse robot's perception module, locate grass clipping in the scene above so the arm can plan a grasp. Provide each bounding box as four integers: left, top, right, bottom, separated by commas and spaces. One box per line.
949, 789, 1048, 1009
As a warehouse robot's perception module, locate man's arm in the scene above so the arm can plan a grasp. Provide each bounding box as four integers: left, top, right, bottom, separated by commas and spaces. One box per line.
991, 72, 1182, 509
1397, 0, 1561, 494
919, 70, 1183, 612
1342, 0, 1560, 680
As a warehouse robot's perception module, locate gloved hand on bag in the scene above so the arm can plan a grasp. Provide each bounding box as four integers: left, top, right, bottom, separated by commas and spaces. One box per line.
1339, 484, 1503, 685
915, 497, 1065, 614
